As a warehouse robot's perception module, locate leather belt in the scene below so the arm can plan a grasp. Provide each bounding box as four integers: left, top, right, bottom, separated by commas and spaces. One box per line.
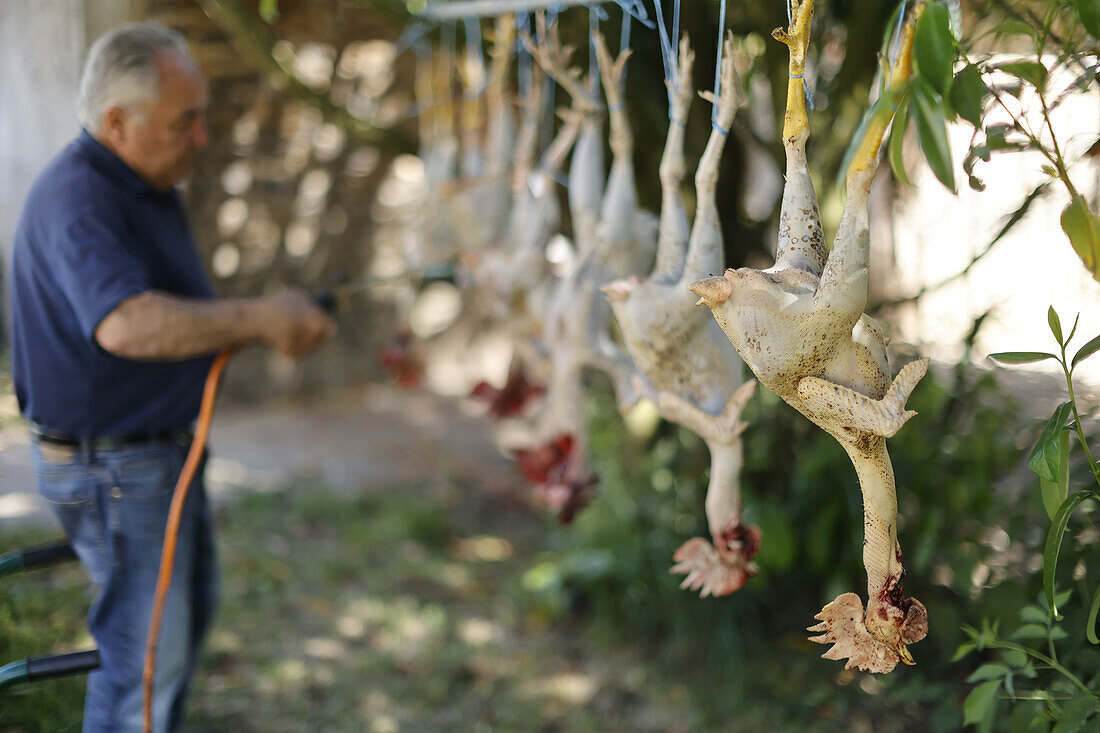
31, 426, 192, 451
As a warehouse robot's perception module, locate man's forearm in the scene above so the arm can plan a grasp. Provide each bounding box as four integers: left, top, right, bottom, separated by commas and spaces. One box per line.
95, 291, 272, 360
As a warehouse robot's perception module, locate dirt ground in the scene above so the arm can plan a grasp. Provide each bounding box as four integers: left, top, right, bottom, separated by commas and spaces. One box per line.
0, 379, 516, 531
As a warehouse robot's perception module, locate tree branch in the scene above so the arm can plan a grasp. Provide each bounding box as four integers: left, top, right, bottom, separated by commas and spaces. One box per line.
196, 0, 415, 154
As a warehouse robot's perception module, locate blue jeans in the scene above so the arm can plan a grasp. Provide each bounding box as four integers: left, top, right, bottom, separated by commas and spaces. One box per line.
31, 438, 218, 733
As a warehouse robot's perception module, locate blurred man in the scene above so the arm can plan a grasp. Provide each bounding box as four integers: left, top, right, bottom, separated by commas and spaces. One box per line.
8, 22, 335, 732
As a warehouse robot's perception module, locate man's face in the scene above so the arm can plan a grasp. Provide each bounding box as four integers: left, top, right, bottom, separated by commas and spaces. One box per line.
104, 49, 209, 190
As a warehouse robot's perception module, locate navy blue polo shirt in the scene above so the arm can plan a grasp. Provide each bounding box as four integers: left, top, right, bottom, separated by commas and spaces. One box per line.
9, 130, 215, 438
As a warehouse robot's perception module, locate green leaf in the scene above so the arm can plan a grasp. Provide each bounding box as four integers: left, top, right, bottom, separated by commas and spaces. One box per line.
837, 95, 888, 191
952, 642, 977, 662
994, 19, 1037, 41
1072, 333, 1100, 369
888, 101, 912, 185
1074, 0, 1100, 39
988, 352, 1057, 365
911, 80, 956, 191
1060, 195, 1100, 281
1039, 429, 1070, 521
964, 679, 1001, 726
1048, 625, 1068, 641
259, 0, 281, 23
950, 64, 987, 127
1010, 623, 1049, 640
1020, 605, 1049, 624
1088, 586, 1100, 645
1052, 691, 1100, 733
914, 1, 956, 97
967, 662, 1011, 682
1065, 313, 1080, 347
1001, 648, 1028, 668
1044, 491, 1100, 617
1048, 306, 1064, 345
992, 60, 1048, 90
1029, 402, 1072, 482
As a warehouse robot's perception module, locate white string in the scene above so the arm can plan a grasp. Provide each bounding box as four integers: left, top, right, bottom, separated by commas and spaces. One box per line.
590, 6, 600, 99
712, 0, 727, 131
652, 0, 678, 114
463, 16, 487, 99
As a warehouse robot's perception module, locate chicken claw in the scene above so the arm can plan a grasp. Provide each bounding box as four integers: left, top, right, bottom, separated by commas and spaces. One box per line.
808, 592, 928, 673
671, 522, 760, 599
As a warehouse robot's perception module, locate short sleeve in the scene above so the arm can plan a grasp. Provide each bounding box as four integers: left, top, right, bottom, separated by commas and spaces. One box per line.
49, 197, 151, 341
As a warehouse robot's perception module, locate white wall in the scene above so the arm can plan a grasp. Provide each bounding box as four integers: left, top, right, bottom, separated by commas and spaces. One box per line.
0, 0, 132, 335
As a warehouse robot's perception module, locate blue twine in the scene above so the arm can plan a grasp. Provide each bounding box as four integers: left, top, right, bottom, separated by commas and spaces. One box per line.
619, 11, 632, 85
890, 1, 908, 69
652, 0, 679, 117
589, 6, 601, 100
672, 0, 681, 65
394, 21, 436, 58
610, 0, 655, 29
712, 122, 730, 136
712, 0, 727, 129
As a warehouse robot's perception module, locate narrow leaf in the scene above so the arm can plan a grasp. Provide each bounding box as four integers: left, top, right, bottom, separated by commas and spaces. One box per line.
1060, 195, 1100, 281
837, 95, 888, 191
1088, 586, 1100, 644
914, 1, 956, 97
1066, 313, 1080, 347
888, 102, 912, 185
1039, 430, 1070, 521
952, 641, 977, 661
259, 0, 281, 23
992, 60, 1048, 90
1029, 402, 1073, 482
967, 662, 1011, 683
1002, 648, 1027, 668
988, 351, 1057, 365
1074, 0, 1100, 39
912, 80, 956, 191
1010, 623, 1049, 640
1072, 333, 1100, 368
963, 679, 1001, 726
1048, 306, 1064, 345
1044, 491, 1100, 617
1020, 605, 1048, 624
950, 64, 987, 127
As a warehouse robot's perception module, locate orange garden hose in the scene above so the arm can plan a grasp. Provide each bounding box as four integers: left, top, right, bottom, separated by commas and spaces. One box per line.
142, 348, 234, 733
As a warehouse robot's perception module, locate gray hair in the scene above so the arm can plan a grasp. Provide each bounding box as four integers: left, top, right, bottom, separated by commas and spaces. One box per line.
77, 22, 190, 129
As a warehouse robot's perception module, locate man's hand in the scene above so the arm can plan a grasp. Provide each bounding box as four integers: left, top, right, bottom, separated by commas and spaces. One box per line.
260, 290, 336, 359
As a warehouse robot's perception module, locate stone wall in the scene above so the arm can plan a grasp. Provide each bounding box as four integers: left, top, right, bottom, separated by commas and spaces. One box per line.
137, 0, 411, 400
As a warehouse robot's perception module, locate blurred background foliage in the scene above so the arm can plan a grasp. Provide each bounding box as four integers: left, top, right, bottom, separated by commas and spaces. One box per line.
197, 0, 1100, 728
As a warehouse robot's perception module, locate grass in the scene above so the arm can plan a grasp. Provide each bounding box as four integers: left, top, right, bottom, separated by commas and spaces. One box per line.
0, 480, 704, 732
0, 460, 980, 732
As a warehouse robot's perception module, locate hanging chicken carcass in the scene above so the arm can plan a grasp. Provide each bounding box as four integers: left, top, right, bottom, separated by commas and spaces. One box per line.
691, 0, 928, 673
602, 34, 759, 597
